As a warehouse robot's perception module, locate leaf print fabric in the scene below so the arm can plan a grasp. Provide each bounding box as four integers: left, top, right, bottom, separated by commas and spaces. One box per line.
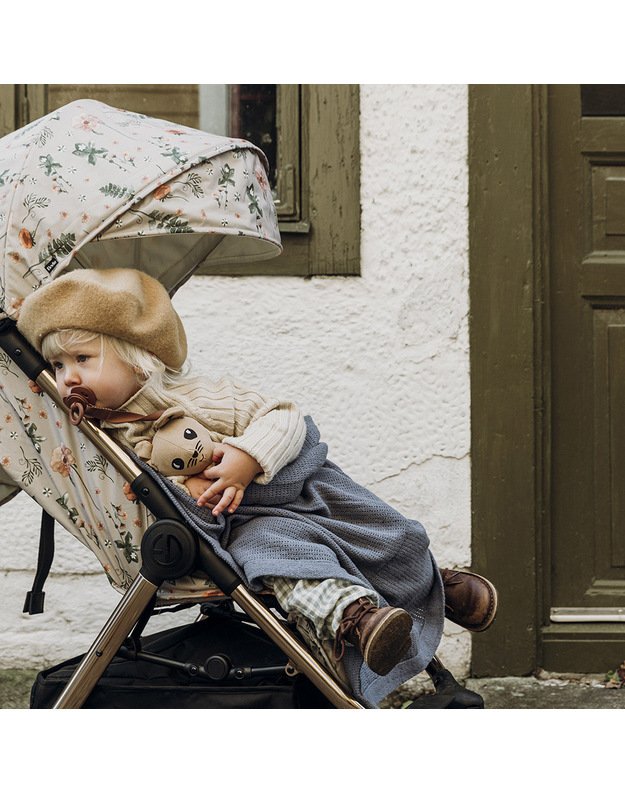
0, 373, 220, 600
0, 97, 281, 602
0, 98, 281, 318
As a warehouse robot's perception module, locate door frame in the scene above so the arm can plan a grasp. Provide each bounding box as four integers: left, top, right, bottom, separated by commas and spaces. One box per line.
469, 85, 549, 675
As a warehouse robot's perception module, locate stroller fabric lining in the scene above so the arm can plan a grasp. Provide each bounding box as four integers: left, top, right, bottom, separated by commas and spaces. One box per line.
71, 232, 225, 296
0, 367, 220, 598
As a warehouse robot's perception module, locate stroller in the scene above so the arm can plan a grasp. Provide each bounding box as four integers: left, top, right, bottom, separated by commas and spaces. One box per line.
0, 98, 483, 709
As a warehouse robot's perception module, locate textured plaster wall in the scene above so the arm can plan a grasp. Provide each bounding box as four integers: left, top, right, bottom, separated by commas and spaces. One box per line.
0, 85, 472, 677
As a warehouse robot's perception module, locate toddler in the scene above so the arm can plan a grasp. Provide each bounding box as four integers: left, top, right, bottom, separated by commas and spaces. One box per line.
17, 268, 497, 685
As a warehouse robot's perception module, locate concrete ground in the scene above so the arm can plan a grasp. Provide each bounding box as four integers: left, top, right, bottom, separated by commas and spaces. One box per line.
2, 667, 625, 708
465, 673, 625, 709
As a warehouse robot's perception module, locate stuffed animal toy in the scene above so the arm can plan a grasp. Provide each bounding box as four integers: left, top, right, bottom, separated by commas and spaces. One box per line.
134, 407, 216, 477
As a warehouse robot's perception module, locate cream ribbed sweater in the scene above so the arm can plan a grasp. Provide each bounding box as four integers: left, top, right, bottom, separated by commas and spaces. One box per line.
102, 375, 307, 484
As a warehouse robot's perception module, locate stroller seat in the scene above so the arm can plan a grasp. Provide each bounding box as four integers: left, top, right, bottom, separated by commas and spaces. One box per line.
1, 317, 483, 708
0, 330, 360, 705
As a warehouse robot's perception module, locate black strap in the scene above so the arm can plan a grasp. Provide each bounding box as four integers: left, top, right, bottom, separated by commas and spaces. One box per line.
23, 510, 55, 615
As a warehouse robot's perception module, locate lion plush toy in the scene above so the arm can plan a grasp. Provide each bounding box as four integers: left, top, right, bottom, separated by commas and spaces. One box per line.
134, 407, 216, 477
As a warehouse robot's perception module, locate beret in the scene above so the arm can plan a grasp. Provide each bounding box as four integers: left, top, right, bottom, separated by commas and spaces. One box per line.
17, 268, 187, 369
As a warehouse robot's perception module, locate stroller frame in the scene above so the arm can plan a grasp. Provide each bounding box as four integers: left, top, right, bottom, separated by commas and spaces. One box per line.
0, 319, 363, 709
0, 318, 483, 709
0, 98, 484, 709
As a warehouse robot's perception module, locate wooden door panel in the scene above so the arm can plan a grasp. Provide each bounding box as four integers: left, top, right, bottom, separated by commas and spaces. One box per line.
594, 313, 625, 587
470, 85, 625, 674
549, 85, 591, 608
550, 86, 625, 622
583, 115, 625, 599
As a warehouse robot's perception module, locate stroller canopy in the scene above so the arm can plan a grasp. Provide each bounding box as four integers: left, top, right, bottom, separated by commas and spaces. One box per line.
0, 98, 281, 318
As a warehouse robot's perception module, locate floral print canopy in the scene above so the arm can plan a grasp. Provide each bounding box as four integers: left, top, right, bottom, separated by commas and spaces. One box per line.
0, 98, 281, 318
0, 98, 282, 600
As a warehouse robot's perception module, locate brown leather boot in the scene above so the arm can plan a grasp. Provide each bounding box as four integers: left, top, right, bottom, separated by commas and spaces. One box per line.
441, 568, 498, 632
333, 597, 413, 676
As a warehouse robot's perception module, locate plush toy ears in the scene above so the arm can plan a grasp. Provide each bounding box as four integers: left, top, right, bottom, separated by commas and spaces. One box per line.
153, 406, 186, 431
135, 408, 186, 460
134, 439, 154, 461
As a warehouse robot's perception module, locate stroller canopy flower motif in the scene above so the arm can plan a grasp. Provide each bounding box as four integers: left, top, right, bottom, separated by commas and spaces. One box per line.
0, 97, 282, 566
0, 98, 281, 317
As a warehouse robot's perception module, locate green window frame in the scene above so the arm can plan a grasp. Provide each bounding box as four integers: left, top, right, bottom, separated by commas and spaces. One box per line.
0, 84, 360, 277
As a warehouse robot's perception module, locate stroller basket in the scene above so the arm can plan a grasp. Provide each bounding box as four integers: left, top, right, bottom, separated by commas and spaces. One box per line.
30, 608, 334, 710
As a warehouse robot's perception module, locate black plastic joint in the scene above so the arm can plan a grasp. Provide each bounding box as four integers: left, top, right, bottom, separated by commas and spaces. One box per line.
140, 519, 198, 585
130, 472, 183, 521
130, 473, 242, 595
0, 318, 47, 381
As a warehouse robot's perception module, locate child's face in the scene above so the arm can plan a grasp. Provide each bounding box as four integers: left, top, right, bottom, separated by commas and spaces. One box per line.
49, 338, 141, 409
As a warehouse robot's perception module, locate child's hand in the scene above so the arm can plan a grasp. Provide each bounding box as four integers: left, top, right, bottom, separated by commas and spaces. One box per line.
184, 476, 221, 506
196, 443, 262, 516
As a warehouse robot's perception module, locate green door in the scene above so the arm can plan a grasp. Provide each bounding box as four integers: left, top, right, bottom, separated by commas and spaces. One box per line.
543, 85, 625, 669
470, 85, 625, 675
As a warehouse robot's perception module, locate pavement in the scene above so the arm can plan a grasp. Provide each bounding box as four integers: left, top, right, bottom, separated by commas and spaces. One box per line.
2, 667, 625, 708
465, 671, 625, 709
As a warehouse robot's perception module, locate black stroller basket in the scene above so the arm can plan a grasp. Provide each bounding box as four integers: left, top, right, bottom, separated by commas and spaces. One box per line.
0, 318, 484, 709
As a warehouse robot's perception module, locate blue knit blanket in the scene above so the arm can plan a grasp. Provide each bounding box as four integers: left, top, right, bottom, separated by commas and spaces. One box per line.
143, 417, 444, 706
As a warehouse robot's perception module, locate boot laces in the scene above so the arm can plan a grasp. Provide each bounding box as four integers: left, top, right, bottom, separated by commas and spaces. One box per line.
333, 598, 377, 662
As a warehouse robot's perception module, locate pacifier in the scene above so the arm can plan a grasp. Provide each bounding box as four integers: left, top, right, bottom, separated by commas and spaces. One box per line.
63, 386, 98, 426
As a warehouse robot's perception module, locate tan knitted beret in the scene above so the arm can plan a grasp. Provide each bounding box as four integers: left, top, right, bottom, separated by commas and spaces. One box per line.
17, 268, 187, 369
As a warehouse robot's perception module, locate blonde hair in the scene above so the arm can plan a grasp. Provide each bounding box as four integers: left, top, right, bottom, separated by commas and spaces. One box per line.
41, 328, 192, 401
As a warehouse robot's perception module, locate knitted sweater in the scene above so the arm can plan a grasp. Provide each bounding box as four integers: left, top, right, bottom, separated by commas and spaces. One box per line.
102, 375, 307, 484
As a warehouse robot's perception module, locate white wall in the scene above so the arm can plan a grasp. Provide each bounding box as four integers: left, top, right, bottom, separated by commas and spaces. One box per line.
0, 85, 472, 677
